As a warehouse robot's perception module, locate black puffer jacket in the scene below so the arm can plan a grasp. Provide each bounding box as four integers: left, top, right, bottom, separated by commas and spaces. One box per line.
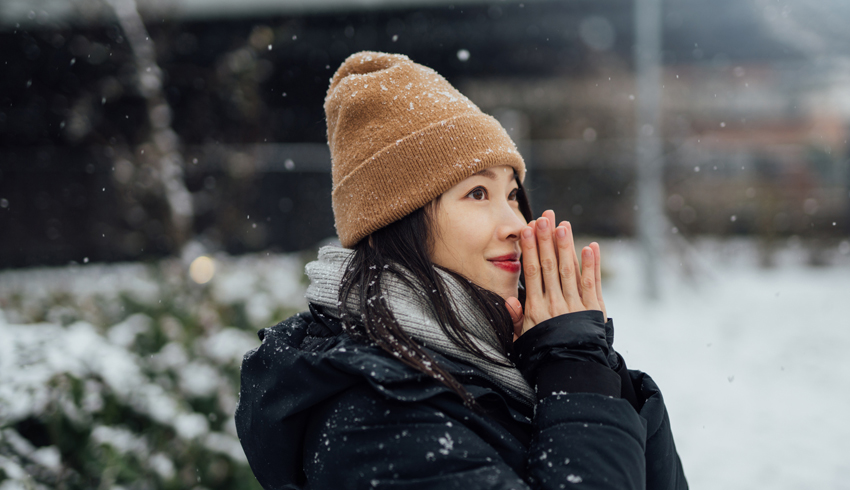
235, 306, 688, 490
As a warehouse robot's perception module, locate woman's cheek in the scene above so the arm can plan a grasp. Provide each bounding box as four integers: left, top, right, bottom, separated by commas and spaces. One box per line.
457, 214, 488, 252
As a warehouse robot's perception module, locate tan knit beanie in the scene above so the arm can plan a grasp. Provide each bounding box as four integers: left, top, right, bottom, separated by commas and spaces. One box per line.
324, 51, 526, 248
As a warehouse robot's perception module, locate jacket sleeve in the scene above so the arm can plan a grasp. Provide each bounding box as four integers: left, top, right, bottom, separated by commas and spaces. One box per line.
303, 379, 680, 489
513, 310, 622, 399
304, 382, 657, 490
515, 310, 688, 490
302, 383, 532, 490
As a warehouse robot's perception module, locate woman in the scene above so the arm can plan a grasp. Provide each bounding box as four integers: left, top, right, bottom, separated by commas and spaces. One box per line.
236, 51, 687, 490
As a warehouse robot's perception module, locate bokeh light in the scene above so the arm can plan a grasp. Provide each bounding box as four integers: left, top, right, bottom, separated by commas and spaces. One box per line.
189, 255, 215, 284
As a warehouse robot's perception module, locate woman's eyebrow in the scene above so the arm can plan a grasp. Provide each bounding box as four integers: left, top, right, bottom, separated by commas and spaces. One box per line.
472, 168, 518, 184
471, 168, 498, 180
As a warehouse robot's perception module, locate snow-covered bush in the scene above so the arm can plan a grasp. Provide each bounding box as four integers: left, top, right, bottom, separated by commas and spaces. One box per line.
0, 252, 308, 489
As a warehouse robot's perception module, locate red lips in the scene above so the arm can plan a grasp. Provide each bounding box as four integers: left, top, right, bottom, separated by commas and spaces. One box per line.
487, 253, 521, 273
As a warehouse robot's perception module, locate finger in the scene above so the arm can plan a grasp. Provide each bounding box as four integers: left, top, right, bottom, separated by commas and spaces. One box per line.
590, 242, 608, 321
542, 209, 559, 290
505, 297, 524, 338
556, 224, 583, 312
542, 210, 557, 230
535, 212, 567, 315
520, 223, 543, 318
506, 297, 523, 325
580, 246, 601, 311
561, 221, 582, 295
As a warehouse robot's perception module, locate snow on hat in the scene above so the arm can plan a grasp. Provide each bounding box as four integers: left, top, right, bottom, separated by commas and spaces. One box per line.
324, 51, 526, 248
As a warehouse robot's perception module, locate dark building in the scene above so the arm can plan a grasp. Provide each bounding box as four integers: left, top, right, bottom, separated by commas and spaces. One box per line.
1, 0, 847, 268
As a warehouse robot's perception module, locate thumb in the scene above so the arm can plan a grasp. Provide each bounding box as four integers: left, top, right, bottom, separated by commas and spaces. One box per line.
505, 297, 524, 339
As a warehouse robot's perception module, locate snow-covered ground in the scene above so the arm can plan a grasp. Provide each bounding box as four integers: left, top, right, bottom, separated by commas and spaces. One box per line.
1, 238, 848, 489
599, 238, 850, 490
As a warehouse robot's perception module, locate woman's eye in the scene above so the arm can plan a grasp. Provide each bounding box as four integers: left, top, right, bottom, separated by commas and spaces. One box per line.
467, 187, 487, 200
508, 188, 519, 201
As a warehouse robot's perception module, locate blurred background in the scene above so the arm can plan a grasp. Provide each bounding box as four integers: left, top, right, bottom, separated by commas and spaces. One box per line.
1, 0, 849, 489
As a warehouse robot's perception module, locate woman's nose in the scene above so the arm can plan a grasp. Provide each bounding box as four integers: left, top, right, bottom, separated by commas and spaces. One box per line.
497, 203, 526, 241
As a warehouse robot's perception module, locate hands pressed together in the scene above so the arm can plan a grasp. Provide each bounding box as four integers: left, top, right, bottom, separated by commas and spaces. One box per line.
506, 209, 608, 341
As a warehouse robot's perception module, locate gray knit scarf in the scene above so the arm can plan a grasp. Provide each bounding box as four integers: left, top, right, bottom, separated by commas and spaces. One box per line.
304, 245, 535, 405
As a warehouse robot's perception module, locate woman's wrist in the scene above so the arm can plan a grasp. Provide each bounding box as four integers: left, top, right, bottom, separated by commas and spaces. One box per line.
512, 310, 619, 400
535, 359, 621, 400
513, 310, 610, 366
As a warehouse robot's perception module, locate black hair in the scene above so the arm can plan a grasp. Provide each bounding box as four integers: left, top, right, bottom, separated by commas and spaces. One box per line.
338, 174, 533, 408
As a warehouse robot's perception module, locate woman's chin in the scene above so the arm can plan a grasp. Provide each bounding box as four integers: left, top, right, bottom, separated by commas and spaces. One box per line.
493, 283, 520, 301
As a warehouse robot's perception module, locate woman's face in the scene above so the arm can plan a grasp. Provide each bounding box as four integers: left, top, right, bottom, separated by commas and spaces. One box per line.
429, 165, 526, 300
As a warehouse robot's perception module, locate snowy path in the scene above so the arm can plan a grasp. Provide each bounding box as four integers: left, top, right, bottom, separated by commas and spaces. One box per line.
599, 239, 850, 490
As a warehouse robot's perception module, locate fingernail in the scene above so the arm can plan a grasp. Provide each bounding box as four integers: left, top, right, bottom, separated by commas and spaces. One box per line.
583, 247, 591, 259
522, 227, 533, 238
556, 227, 566, 238
537, 218, 548, 230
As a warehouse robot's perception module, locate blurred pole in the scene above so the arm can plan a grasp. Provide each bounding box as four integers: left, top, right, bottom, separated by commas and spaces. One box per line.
106, 0, 194, 248
634, 0, 665, 300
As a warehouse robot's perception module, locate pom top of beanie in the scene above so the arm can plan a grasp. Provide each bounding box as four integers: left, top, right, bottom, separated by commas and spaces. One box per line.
324, 51, 526, 248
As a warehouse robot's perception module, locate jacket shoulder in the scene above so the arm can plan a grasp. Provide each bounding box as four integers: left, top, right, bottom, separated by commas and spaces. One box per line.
256, 309, 312, 343
253, 305, 347, 356
236, 309, 363, 489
